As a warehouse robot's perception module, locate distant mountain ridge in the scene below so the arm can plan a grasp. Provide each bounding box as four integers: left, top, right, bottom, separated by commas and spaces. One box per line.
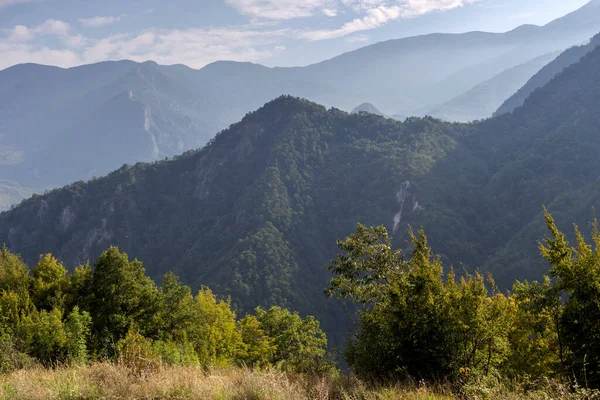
495, 32, 600, 115
351, 103, 384, 116
424, 51, 560, 122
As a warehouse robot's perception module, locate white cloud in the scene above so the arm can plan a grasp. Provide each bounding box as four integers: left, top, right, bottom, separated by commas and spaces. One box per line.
79, 16, 121, 28
0, 0, 482, 70
0, 22, 288, 70
400, 0, 480, 17
2, 19, 83, 46
35, 19, 72, 36
299, 0, 481, 40
225, 0, 336, 20
5, 25, 34, 41
300, 5, 400, 40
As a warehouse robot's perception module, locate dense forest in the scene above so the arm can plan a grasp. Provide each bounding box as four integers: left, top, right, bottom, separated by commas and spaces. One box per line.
0, 245, 331, 374
3, 45, 600, 345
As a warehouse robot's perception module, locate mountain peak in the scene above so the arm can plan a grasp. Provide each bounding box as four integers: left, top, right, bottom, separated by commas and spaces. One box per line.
351, 103, 384, 116
249, 96, 327, 119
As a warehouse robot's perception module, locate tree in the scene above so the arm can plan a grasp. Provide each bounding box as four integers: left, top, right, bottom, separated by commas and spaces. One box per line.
31, 254, 67, 311
19, 307, 67, 365
540, 209, 600, 387
158, 273, 196, 342
188, 288, 242, 366
64, 306, 92, 364
237, 314, 275, 368
64, 263, 92, 312
87, 247, 161, 356
254, 306, 331, 373
326, 224, 518, 382
0, 246, 30, 297
509, 277, 561, 378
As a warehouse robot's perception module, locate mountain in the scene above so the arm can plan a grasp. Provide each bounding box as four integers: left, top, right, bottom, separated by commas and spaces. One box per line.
351, 103, 384, 116
3, 44, 600, 341
0, 97, 470, 342
424, 51, 560, 122
0, 60, 222, 189
495, 32, 600, 116
1, 2, 599, 209
298, 0, 600, 116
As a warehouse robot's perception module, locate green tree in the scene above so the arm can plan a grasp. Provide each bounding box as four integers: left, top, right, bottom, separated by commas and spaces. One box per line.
64, 306, 92, 364
87, 247, 161, 356
0, 246, 30, 297
0, 248, 33, 333
31, 254, 67, 311
254, 306, 330, 373
327, 224, 518, 382
64, 263, 92, 312
158, 272, 196, 342
188, 288, 242, 366
540, 210, 600, 387
19, 307, 67, 365
509, 277, 561, 378
237, 314, 275, 368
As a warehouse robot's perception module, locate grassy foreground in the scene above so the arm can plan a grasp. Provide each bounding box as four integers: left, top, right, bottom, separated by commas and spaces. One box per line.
0, 364, 597, 400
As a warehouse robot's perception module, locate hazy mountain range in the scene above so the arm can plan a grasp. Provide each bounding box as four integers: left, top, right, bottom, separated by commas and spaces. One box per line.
496, 32, 600, 116
3, 40, 600, 341
1, 1, 600, 211
423, 51, 561, 122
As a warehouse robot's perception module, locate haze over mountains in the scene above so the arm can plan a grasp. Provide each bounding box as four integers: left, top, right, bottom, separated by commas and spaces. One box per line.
424, 51, 560, 122
1, 1, 600, 211
3, 39, 600, 341
496, 32, 600, 116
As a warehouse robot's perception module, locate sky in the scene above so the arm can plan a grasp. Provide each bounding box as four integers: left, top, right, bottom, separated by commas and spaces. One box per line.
0, 0, 592, 71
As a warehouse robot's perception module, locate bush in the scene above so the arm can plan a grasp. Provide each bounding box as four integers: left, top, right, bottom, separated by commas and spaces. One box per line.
0, 334, 35, 373
116, 328, 161, 375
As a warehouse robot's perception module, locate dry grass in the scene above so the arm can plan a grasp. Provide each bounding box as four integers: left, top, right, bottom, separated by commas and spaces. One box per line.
0, 363, 452, 400
0, 363, 597, 400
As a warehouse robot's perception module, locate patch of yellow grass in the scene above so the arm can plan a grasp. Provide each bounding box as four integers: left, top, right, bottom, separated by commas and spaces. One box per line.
0, 363, 454, 400
1, 363, 595, 400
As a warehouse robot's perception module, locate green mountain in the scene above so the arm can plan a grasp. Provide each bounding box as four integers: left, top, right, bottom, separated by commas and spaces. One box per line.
3, 45, 600, 341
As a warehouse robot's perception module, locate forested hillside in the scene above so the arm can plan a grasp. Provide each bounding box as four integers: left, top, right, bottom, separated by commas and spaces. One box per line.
0, 98, 470, 340
3, 45, 600, 342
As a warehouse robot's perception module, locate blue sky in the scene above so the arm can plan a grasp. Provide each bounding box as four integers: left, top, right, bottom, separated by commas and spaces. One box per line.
0, 0, 591, 70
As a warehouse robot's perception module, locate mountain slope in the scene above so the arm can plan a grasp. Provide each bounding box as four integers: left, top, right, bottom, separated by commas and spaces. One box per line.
425, 51, 559, 122
4, 44, 600, 340
495, 32, 600, 115
0, 61, 221, 189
